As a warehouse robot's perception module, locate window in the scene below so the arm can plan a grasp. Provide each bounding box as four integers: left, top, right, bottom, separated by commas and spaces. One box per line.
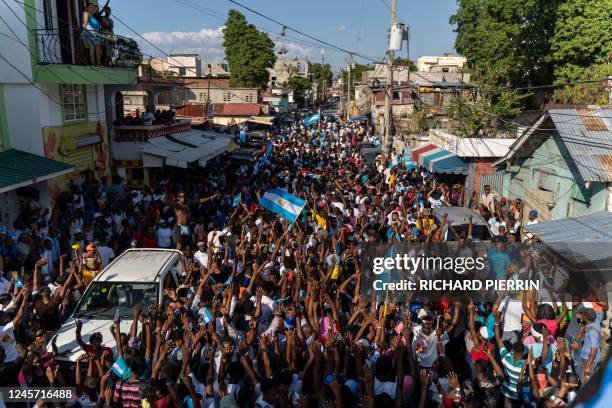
43, 0, 53, 30
223, 92, 231, 102
199, 92, 204, 102
271, 76, 277, 81
245, 93, 254, 103
62, 84, 86, 122
178, 67, 186, 76
442, 67, 450, 73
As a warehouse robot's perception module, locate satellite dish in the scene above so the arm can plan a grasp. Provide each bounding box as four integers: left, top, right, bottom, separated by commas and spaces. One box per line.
149, 58, 169, 72
277, 47, 288, 55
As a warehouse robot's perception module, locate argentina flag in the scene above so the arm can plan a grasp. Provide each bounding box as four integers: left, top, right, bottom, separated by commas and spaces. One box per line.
303, 112, 320, 126
259, 189, 306, 223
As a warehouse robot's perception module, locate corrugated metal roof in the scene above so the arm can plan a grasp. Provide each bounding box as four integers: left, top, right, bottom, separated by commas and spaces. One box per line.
526, 212, 612, 266
548, 107, 612, 182
0, 149, 73, 193
527, 212, 612, 242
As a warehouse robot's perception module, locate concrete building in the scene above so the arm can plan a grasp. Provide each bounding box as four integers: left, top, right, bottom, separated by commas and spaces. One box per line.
0, 0, 140, 226
203, 62, 230, 77
493, 105, 612, 222
267, 59, 308, 88
180, 78, 259, 105
417, 54, 467, 73
167, 54, 201, 77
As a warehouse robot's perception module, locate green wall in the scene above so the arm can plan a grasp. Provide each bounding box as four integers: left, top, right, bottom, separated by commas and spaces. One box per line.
503, 135, 607, 220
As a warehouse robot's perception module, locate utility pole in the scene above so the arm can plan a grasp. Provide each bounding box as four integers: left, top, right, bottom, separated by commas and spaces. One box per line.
321, 48, 326, 105
384, 0, 397, 155
205, 63, 212, 122
347, 53, 353, 121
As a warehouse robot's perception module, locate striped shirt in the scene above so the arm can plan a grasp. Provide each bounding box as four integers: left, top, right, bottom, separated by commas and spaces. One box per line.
113, 379, 143, 408
499, 346, 527, 399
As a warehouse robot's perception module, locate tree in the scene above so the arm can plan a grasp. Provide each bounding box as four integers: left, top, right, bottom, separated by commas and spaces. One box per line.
548, 0, 612, 83
308, 62, 333, 89
446, 87, 528, 137
223, 10, 276, 89
285, 76, 309, 107
340, 63, 373, 101
450, 0, 560, 92
551, 63, 612, 105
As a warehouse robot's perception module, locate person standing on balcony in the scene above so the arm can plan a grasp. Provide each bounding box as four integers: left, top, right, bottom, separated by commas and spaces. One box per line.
81, 2, 102, 66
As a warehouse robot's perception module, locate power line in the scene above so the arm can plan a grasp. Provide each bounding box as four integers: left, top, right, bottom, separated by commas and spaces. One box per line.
226, 0, 384, 65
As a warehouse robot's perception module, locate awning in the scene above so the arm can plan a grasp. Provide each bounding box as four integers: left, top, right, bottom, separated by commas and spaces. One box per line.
413, 144, 468, 174
141, 130, 232, 168
0, 149, 74, 193
247, 116, 274, 125
411, 143, 437, 161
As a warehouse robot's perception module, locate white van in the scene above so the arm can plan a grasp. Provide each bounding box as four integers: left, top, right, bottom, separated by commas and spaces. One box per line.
49, 248, 186, 362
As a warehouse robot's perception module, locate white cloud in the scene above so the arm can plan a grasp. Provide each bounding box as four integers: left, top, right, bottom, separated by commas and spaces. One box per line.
276, 41, 314, 59
331, 24, 346, 32
139, 25, 316, 64
141, 26, 225, 61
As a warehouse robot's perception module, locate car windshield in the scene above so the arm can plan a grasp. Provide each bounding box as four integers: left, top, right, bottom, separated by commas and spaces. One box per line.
75, 281, 158, 319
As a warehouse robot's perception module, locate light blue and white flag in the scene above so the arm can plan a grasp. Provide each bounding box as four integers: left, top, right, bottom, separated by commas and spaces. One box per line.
260, 140, 274, 164
303, 112, 320, 126
201, 307, 214, 324
387, 157, 401, 169
403, 147, 417, 169
259, 188, 306, 223
233, 194, 241, 207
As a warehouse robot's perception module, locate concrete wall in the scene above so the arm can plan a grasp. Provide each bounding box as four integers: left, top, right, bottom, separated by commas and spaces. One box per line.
0, 0, 32, 84
185, 87, 258, 104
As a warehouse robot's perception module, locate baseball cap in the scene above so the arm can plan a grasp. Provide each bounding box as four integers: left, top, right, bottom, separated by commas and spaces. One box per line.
529, 209, 538, 218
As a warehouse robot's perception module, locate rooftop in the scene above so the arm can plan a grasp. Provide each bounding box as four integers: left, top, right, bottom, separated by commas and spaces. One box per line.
213, 103, 261, 117
100, 249, 181, 282
0, 149, 73, 194
526, 212, 612, 268
493, 105, 612, 182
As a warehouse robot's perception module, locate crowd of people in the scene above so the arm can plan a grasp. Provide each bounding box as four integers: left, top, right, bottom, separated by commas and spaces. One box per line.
0, 115, 608, 407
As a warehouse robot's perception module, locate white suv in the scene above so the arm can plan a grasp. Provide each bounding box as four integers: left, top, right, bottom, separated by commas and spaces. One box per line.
49, 248, 185, 362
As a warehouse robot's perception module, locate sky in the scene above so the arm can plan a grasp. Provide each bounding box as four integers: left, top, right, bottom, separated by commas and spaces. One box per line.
111, 0, 459, 73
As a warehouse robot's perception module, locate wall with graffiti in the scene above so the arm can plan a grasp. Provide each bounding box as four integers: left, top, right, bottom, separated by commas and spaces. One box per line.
43, 121, 110, 200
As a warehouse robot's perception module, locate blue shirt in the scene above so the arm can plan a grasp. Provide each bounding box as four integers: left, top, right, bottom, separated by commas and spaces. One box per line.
580, 321, 601, 363
487, 250, 511, 279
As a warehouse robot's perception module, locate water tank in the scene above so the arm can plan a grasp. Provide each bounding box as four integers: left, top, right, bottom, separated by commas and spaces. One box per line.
389, 23, 405, 51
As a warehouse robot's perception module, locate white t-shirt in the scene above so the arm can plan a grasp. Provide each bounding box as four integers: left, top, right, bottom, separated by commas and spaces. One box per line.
374, 378, 397, 399
156, 227, 173, 248
97, 246, 115, 268
412, 325, 449, 368
502, 298, 524, 332
194, 250, 208, 268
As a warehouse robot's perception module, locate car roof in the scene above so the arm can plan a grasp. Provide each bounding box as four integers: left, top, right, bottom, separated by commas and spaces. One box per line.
95, 249, 181, 283
434, 207, 488, 226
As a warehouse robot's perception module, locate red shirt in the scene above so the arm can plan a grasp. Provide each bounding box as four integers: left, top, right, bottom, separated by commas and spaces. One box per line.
141, 235, 157, 248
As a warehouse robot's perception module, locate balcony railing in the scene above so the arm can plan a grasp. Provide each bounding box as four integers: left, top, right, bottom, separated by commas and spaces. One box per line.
35, 28, 142, 68
114, 120, 192, 142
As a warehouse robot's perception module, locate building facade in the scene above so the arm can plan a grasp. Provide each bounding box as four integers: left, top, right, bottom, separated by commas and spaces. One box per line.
0, 0, 140, 226
167, 54, 201, 77
416, 54, 467, 73
494, 106, 612, 222
267, 59, 308, 89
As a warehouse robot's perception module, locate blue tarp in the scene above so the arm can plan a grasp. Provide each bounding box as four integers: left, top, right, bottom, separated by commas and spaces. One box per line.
428, 153, 468, 174
422, 150, 449, 169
